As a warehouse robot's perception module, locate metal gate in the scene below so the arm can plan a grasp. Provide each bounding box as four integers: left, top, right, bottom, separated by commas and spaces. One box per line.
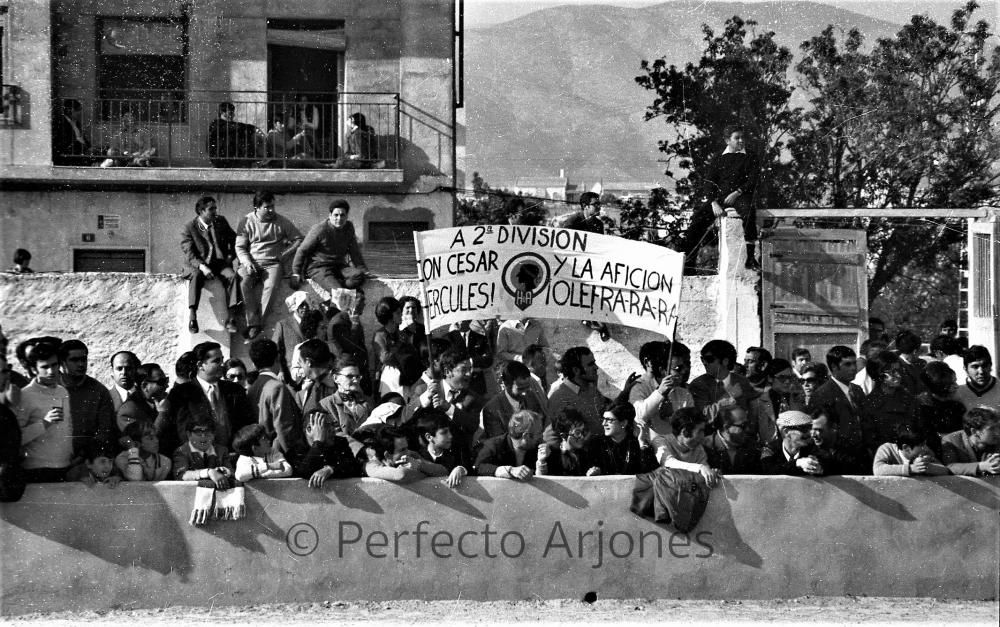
761, 227, 868, 360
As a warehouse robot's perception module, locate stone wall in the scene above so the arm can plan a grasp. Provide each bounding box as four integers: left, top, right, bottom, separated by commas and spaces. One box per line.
1, 476, 997, 615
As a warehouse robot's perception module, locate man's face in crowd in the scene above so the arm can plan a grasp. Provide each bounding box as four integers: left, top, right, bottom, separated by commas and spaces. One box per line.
255, 199, 276, 222
527, 351, 546, 376
112, 353, 138, 389
200, 201, 219, 224
783, 427, 811, 455
793, 353, 811, 374
576, 352, 599, 384
966, 359, 992, 387
870, 321, 885, 338
701, 353, 728, 380
142, 367, 169, 401
336, 365, 362, 395
583, 199, 601, 219
198, 349, 225, 383
972, 421, 1000, 448
511, 425, 542, 451
722, 408, 749, 447
810, 415, 837, 448
429, 427, 453, 451
881, 366, 903, 391
329, 207, 349, 229
62, 348, 88, 379
941, 323, 957, 337
446, 359, 474, 391
601, 412, 628, 439
669, 356, 690, 386
678, 423, 706, 450
506, 376, 531, 402
726, 131, 744, 153
744, 351, 768, 379
831, 356, 858, 383
188, 426, 215, 452
36, 356, 60, 386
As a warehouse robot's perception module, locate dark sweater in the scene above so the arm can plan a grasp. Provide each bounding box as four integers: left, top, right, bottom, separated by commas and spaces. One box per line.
292, 220, 367, 276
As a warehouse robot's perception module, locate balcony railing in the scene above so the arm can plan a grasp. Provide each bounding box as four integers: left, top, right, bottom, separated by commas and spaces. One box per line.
53, 90, 400, 170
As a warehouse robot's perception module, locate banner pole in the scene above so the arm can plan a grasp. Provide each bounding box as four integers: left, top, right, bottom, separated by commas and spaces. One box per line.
413, 231, 438, 378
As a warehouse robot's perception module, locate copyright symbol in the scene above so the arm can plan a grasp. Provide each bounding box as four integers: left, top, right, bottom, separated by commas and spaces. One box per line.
285, 523, 318, 556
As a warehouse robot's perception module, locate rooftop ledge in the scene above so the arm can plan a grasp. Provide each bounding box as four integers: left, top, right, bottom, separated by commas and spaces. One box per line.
0, 165, 406, 192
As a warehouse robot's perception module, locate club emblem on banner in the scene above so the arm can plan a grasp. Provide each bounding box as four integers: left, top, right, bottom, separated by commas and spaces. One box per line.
501, 253, 551, 311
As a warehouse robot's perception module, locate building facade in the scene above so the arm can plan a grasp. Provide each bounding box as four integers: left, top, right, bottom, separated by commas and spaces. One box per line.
1, 0, 457, 277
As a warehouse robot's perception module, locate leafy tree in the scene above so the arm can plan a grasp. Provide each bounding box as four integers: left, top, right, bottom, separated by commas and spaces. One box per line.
635, 15, 800, 254
456, 189, 547, 226
617, 187, 690, 248
791, 1, 1000, 301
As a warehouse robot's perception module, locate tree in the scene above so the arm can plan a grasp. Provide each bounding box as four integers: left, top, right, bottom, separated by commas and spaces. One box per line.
617, 187, 690, 249
456, 189, 547, 227
791, 1, 1000, 301
635, 15, 801, 255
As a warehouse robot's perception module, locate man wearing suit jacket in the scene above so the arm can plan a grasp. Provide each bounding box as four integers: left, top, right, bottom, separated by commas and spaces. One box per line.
109, 351, 142, 413
481, 360, 547, 439
447, 320, 493, 396
688, 340, 758, 430
158, 342, 253, 455
247, 338, 308, 467
180, 196, 240, 334
116, 363, 170, 434
473, 411, 544, 479
404, 348, 482, 457
807, 345, 869, 459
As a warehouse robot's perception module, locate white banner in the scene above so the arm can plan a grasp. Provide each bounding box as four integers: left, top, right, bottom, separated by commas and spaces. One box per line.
413, 225, 683, 335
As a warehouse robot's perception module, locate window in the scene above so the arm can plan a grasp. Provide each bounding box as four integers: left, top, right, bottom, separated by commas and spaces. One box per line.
96, 17, 188, 122
73, 249, 146, 273
366, 221, 429, 279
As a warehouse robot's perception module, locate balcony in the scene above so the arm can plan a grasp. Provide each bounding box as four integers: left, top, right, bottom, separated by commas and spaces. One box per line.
11, 90, 405, 190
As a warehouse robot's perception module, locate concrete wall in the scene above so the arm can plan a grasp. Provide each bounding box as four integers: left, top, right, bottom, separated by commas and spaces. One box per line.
1, 476, 997, 614
0, 0, 52, 167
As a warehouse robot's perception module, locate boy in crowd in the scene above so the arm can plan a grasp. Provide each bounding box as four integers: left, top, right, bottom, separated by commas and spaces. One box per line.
873, 423, 949, 476
362, 426, 441, 483
79, 441, 121, 488
412, 408, 470, 488
298, 412, 361, 488
172, 416, 234, 489
475, 410, 544, 480
18, 341, 74, 482
115, 420, 172, 481
941, 407, 1000, 476
955, 345, 1000, 410
582, 402, 657, 476
232, 424, 293, 482
654, 406, 720, 488
689, 340, 756, 428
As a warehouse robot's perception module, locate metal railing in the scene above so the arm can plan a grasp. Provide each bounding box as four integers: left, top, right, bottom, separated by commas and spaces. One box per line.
53, 90, 400, 169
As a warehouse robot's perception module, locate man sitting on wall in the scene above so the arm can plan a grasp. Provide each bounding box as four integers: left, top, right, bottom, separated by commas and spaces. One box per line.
207, 101, 261, 168
180, 196, 240, 334
291, 199, 372, 300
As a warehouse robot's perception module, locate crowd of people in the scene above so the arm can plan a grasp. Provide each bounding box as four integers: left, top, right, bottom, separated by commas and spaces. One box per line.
2, 303, 998, 502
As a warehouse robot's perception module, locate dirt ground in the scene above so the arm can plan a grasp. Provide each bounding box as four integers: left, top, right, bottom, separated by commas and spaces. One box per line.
4, 597, 997, 625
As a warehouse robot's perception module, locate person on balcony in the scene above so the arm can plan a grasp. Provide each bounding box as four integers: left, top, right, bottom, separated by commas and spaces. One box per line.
101, 111, 156, 168
53, 99, 99, 166
261, 108, 326, 169
334, 112, 379, 169
207, 102, 261, 168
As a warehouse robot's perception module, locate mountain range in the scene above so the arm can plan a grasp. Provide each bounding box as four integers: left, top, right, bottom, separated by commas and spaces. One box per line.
461, 0, 971, 187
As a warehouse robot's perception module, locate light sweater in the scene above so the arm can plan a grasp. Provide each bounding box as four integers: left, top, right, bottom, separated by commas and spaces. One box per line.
234, 451, 293, 482
235, 211, 303, 266
17, 380, 73, 470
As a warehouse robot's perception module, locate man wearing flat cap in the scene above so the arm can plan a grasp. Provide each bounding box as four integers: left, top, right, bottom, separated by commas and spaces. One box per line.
760, 410, 827, 475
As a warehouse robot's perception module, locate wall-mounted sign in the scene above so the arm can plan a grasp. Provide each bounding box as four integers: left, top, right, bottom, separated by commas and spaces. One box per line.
98, 215, 121, 230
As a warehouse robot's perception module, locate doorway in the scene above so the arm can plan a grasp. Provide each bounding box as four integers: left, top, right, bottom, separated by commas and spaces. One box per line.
267, 43, 341, 159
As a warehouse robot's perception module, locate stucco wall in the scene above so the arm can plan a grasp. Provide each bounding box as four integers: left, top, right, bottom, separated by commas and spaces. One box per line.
0, 271, 716, 391
0, 272, 187, 389
1, 476, 997, 615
